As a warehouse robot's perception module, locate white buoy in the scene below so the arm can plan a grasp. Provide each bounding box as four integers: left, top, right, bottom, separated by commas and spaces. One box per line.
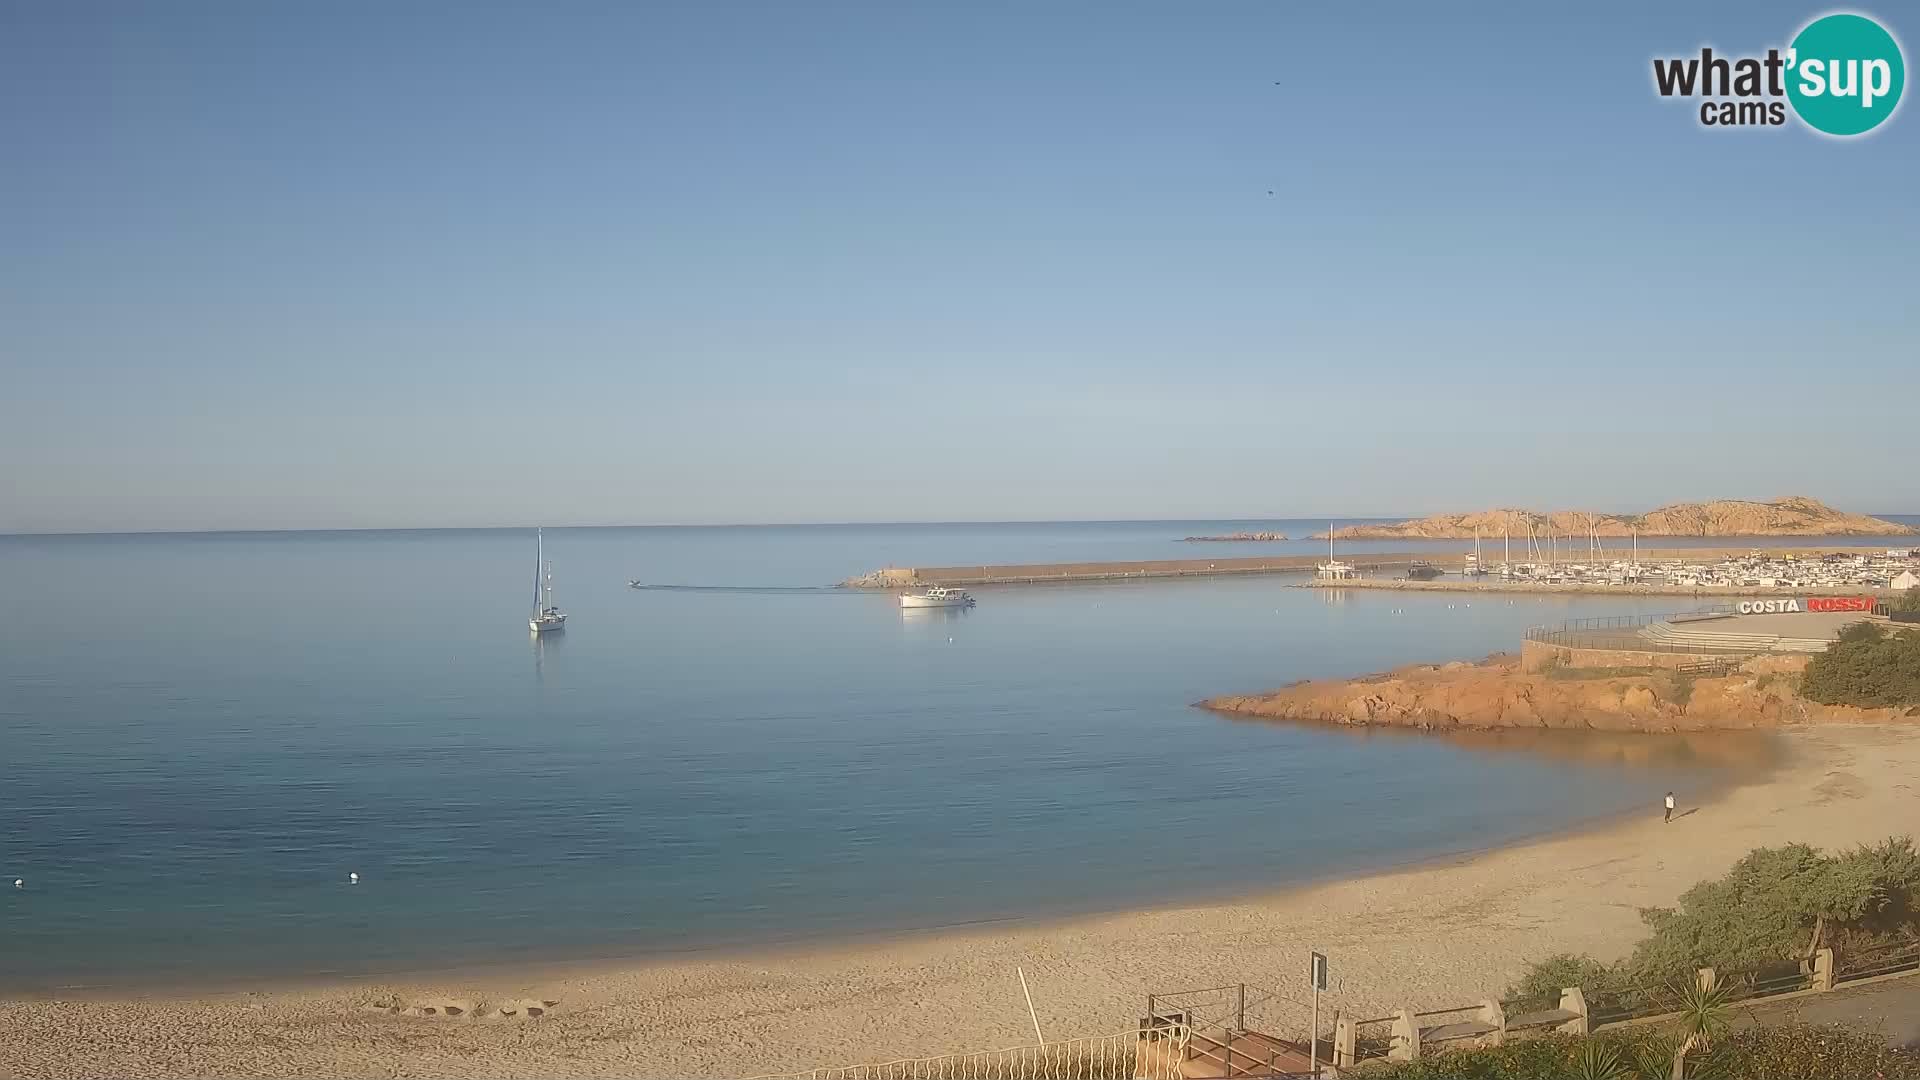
348, 872, 359, 885
11, 878, 20, 889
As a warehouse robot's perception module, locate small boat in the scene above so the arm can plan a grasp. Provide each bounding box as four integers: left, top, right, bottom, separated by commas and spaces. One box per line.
529, 527, 567, 633
899, 586, 975, 609
1461, 532, 1488, 577
1406, 561, 1442, 581
1316, 524, 1358, 580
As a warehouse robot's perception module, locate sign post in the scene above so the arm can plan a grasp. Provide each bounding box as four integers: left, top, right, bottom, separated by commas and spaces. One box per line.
1309, 951, 1328, 1077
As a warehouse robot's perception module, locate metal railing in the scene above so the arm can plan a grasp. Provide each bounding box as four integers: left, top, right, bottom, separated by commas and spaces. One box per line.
1721, 965, 1814, 1004
1588, 984, 1682, 1028
1837, 941, 1920, 983
1144, 983, 1317, 1077
1350, 1016, 1398, 1063
1525, 629, 1766, 657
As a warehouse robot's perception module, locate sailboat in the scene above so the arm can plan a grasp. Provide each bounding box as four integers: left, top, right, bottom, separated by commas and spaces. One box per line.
529, 527, 567, 633
1462, 530, 1487, 577
1316, 523, 1358, 580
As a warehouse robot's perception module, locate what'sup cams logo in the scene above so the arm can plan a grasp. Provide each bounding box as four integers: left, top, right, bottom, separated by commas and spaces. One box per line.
1652, 11, 1904, 135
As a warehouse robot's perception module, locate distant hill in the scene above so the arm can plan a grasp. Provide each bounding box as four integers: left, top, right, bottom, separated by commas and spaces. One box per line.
1319, 497, 1915, 540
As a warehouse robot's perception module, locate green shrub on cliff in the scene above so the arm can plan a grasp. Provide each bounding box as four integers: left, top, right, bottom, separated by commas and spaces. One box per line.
1799, 622, 1920, 708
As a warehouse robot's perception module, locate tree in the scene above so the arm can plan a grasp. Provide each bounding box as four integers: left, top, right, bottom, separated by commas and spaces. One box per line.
1511, 837, 1920, 999
1799, 622, 1920, 708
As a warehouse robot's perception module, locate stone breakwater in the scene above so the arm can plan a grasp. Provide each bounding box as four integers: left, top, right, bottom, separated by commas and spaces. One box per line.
1181, 532, 1290, 542
1199, 653, 1916, 733
840, 554, 1425, 588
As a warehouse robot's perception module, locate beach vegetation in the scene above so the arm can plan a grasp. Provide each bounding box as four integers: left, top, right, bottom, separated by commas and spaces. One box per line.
1507, 837, 1920, 999
1665, 671, 1697, 708
1504, 953, 1628, 1004
1799, 622, 1920, 708
1370, 1023, 1918, 1079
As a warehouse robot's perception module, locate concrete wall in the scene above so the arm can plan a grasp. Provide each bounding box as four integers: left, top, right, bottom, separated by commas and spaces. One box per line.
1519, 639, 1716, 673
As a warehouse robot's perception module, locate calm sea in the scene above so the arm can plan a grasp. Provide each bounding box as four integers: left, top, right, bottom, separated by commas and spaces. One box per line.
4, 518, 1907, 990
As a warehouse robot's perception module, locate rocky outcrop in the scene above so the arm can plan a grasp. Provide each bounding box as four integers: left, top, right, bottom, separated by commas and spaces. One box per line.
1199, 654, 1914, 733
841, 567, 918, 588
1320, 497, 1912, 540
1182, 532, 1290, 542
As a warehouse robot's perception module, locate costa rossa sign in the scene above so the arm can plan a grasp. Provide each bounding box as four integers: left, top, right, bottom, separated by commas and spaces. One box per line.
1736, 596, 1877, 614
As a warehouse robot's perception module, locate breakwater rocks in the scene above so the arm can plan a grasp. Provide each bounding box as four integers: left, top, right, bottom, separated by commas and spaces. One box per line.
1200, 654, 1912, 733
841, 567, 917, 589
1182, 532, 1290, 542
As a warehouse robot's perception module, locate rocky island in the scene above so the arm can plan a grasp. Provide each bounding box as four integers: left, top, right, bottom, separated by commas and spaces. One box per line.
1316, 496, 1911, 540
1200, 652, 1916, 733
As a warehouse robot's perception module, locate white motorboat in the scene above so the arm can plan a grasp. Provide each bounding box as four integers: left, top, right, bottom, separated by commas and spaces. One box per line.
529, 527, 567, 633
899, 586, 975, 609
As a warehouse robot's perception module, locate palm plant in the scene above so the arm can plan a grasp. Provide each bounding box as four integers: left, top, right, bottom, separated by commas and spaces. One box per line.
1667, 979, 1733, 1080
1570, 1039, 1632, 1080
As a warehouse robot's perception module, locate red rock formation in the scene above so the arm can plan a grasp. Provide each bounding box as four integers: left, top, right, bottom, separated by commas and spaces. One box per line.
1200, 654, 1914, 733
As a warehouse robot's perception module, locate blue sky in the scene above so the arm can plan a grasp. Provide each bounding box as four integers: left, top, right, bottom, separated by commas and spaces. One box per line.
2, 1, 1915, 532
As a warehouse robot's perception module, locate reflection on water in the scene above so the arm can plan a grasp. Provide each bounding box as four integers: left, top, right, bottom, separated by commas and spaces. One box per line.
1223, 716, 1785, 775
899, 605, 972, 624
0, 525, 1803, 987
529, 626, 564, 682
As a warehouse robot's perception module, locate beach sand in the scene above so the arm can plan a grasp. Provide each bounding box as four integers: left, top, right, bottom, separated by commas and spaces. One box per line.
4, 723, 1916, 1079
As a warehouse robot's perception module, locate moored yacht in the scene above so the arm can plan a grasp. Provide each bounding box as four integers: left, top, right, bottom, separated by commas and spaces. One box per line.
1316, 524, 1358, 580
899, 585, 975, 609
529, 527, 567, 633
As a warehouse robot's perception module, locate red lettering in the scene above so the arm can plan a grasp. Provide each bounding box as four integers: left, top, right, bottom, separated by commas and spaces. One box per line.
1808, 597, 1874, 612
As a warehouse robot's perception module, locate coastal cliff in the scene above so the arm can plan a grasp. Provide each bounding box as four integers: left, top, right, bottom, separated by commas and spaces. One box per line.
1318, 496, 1912, 540
1200, 654, 1914, 733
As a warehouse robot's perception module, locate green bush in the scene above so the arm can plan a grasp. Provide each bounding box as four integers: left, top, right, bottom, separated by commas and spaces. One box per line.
1504, 953, 1626, 1004
1505, 838, 1920, 997
1799, 622, 1920, 708
1371, 1024, 1920, 1079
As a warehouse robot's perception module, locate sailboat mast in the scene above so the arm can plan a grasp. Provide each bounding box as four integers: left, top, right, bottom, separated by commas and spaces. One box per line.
534, 527, 544, 613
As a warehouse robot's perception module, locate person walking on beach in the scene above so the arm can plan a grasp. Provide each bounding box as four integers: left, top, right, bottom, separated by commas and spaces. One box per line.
1664, 791, 1676, 823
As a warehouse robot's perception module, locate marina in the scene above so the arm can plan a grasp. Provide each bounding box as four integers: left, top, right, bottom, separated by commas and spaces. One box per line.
849, 546, 1920, 595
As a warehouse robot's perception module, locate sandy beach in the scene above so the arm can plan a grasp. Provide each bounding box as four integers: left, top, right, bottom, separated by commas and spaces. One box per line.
4, 722, 1916, 1079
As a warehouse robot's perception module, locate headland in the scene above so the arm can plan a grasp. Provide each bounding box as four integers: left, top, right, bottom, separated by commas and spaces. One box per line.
1318, 496, 1911, 540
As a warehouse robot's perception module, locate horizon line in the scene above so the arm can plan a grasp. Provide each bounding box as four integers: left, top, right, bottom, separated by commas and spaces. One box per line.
4, 510, 1917, 541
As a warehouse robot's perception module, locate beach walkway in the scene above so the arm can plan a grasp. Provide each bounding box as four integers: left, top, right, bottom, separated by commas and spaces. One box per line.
1740, 976, 1920, 1049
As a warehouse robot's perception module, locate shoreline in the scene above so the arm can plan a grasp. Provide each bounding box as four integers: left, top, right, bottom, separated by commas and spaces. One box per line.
7, 730, 1773, 1003
8, 725, 1913, 1079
